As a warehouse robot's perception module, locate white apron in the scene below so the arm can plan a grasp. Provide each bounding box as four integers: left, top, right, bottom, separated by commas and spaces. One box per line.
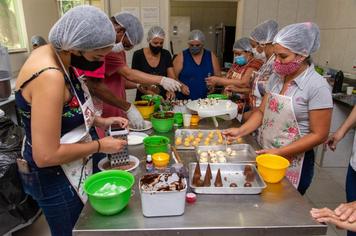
58, 58, 96, 204
258, 77, 306, 188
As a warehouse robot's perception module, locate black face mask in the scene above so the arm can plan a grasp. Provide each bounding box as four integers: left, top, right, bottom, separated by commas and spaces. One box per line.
70, 53, 104, 71
149, 44, 162, 55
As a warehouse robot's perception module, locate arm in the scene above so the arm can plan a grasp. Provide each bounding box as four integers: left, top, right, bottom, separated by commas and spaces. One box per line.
257, 108, 332, 157
207, 67, 256, 88
327, 105, 356, 150
173, 52, 183, 80
118, 65, 163, 84
30, 71, 125, 167
211, 52, 221, 76
86, 78, 130, 111
125, 79, 138, 89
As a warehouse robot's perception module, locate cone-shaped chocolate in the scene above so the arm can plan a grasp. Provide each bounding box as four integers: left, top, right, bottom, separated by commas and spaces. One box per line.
192, 173, 201, 186
245, 171, 255, 182
203, 170, 211, 186
206, 163, 212, 180
193, 162, 201, 178
214, 168, 223, 187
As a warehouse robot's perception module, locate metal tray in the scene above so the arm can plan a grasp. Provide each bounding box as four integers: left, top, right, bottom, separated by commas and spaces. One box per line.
189, 163, 266, 194
196, 144, 256, 163
175, 129, 243, 150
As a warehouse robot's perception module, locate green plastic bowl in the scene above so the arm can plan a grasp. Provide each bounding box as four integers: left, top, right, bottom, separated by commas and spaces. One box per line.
141, 95, 162, 111
143, 135, 170, 155
151, 112, 175, 133
207, 94, 228, 100
84, 170, 135, 215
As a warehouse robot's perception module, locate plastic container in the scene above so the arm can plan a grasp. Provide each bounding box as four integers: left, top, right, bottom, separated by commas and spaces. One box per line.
152, 152, 170, 168
256, 154, 290, 183
190, 114, 200, 126
143, 135, 170, 155
145, 155, 154, 173
134, 101, 154, 119
151, 112, 174, 133
139, 177, 187, 217
141, 94, 162, 111
83, 170, 135, 215
174, 112, 183, 127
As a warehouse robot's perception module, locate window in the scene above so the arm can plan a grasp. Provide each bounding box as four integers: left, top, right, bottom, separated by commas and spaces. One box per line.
57, 0, 103, 16
0, 0, 27, 51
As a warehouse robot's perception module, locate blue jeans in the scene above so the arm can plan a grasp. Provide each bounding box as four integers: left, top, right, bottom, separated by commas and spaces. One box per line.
297, 149, 315, 195
346, 164, 356, 236
19, 167, 83, 236
89, 127, 106, 173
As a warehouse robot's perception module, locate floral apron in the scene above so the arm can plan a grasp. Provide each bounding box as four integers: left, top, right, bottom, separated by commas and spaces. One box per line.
258, 71, 308, 188
57, 56, 96, 204
250, 55, 275, 108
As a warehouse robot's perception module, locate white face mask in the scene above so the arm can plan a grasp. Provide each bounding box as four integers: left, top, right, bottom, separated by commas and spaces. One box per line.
112, 33, 126, 53
252, 47, 267, 62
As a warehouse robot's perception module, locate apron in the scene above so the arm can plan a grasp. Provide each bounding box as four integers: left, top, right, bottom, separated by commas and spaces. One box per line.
258, 68, 309, 188
251, 55, 275, 108
57, 55, 96, 204
351, 131, 356, 171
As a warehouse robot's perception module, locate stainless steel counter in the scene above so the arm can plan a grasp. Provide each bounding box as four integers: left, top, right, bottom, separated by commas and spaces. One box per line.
73, 118, 327, 236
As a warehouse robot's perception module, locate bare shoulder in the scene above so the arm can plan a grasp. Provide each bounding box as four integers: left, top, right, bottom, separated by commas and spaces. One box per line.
16, 45, 63, 90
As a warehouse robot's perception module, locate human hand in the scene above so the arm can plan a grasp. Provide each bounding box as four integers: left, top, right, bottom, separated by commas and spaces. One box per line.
311, 207, 356, 232
326, 130, 345, 151
166, 91, 176, 100
106, 116, 129, 129
126, 104, 145, 129
98, 136, 127, 154
224, 85, 239, 93
335, 201, 356, 223
205, 76, 218, 87
181, 84, 190, 95
222, 128, 243, 141
255, 148, 281, 156
160, 77, 181, 92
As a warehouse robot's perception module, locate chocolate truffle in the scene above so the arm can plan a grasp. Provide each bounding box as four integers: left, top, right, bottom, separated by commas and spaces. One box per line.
245, 171, 255, 182
229, 183, 238, 187
243, 165, 253, 176
203, 170, 211, 186
244, 182, 252, 187
206, 163, 212, 180
214, 169, 223, 187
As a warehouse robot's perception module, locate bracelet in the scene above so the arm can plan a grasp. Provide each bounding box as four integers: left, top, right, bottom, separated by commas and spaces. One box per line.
96, 140, 101, 153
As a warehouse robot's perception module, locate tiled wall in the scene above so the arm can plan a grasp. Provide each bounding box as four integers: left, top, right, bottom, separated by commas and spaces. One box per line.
171, 1, 237, 51
239, 0, 356, 74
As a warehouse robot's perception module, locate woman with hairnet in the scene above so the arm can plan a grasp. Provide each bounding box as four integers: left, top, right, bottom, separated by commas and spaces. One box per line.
84, 12, 182, 133
173, 29, 221, 100
132, 26, 186, 100
223, 22, 333, 195
15, 6, 128, 235
249, 20, 279, 110
31, 35, 47, 49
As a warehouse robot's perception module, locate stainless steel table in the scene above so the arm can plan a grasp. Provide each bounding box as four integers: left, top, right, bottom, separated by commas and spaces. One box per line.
73, 118, 327, 236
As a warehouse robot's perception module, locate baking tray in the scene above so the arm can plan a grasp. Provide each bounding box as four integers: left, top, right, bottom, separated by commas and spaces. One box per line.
196, 144, 256, 163
175, 129, 243, 150
189, 163, 266, 194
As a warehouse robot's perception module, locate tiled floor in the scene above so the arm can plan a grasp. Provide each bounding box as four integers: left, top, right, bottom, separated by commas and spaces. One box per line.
11, 165, 349, 236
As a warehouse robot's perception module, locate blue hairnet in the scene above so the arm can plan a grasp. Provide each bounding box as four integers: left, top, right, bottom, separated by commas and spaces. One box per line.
114, 12, 144, 45
233, 37, 252, 52
188, 30, 205, 44
273, 22, 320, 56
49, 6, 115, 51
31, 35, 47, 47
250, 20, 278, 44
147, 26, 165, 42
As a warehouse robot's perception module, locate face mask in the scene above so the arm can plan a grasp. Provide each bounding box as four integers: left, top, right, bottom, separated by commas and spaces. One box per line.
190, 46, 202, 55
252, 47, 267, 62
112, 33, 126, 53
234, 55, 247, 65
70, 53, 103, 71
273, 58, 303, 76
149, 44, 162, 55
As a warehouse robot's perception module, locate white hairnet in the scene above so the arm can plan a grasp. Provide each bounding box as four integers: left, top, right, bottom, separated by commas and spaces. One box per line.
250, 20, 278, 44
273, 22, 320, 56
49, 6, 115, 51
147, 26, 165, 42
233, 37, 252, 52
31, 35, 47, 47
188, 30, 205, 43
114, 12, 144, 45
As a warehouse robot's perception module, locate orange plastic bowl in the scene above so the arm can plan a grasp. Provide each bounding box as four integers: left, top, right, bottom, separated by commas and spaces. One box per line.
152, 152, 170, 168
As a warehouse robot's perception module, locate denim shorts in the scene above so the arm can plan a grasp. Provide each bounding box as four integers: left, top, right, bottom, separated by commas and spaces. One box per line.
19, 166, 83, 236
